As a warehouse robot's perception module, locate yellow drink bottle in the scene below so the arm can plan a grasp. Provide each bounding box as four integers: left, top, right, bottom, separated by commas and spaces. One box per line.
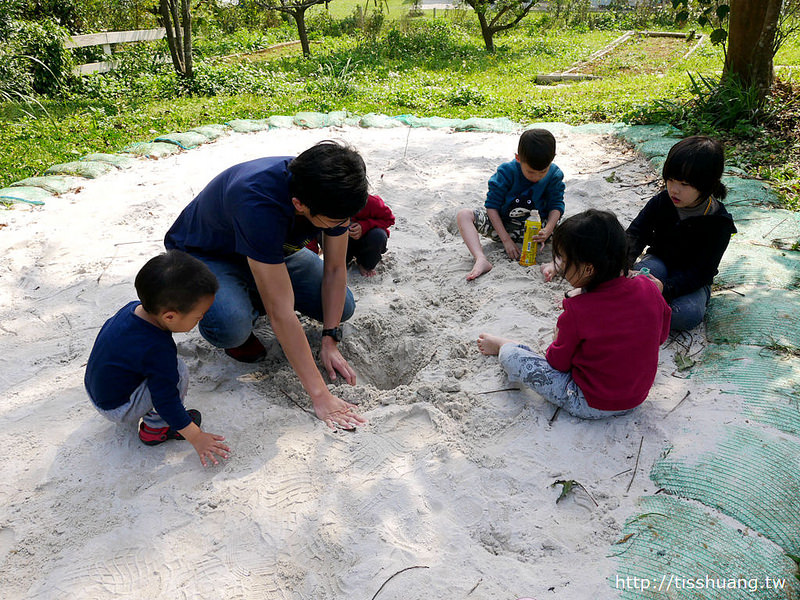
519, 217, 541, 266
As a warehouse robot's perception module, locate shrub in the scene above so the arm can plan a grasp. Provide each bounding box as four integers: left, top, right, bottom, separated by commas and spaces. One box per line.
4, 19, 73, 95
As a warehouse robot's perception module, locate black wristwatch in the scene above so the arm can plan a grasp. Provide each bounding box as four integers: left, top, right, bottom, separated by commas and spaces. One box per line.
321, 327, 343, 342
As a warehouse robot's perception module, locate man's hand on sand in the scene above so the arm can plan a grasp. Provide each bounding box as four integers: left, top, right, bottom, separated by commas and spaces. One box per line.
313, 394, 367, 430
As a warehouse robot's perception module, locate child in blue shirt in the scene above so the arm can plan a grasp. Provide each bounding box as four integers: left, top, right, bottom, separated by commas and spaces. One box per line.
85, 250, 230, 467
457, 128, 565, 280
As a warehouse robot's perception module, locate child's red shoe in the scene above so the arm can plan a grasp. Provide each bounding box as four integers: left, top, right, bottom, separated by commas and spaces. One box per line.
224, 333, 266, 363
138, 409, 202, 446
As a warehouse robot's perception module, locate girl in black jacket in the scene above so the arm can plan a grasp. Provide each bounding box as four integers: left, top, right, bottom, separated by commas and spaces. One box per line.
626, 136, 737, 330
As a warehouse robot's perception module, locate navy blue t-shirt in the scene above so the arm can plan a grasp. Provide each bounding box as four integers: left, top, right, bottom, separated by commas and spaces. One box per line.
164, 156, 346, 264
84, 301, 191, 431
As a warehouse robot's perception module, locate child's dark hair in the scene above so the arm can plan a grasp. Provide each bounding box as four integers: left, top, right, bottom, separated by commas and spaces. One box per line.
662, 136, 727, 201
135, 250, 219, 314
289, 140, 368, 219
552, 209, 628, 291
518, 128, 556, 171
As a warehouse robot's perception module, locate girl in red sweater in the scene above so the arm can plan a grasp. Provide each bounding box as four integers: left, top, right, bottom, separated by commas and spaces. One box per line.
478, 209, 671, 419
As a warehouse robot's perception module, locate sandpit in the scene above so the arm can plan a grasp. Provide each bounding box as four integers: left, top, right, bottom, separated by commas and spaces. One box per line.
0, 125, 740, 599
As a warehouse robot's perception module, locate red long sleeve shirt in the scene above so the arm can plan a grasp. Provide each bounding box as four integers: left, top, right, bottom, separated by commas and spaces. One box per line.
546, 276, 671, 411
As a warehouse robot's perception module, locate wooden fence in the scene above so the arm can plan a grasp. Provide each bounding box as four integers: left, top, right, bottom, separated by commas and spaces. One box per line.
64, 28, 166, 75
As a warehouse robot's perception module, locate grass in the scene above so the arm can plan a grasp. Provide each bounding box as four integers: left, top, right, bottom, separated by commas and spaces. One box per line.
0, 12, 799, 211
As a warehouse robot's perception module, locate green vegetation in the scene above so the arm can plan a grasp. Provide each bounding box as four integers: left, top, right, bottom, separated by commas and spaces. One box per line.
1, 2, 799, 210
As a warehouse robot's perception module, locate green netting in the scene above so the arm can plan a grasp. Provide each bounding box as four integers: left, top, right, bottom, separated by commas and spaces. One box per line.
723, 176, 778, 207
0, 186, 51, 205
268, 115, 295, 128
358, 113, 404, 128
615, 123, 682, 144
613, 495, 800, 599
716, 242, 800, 290
80, 153, 136, 169
189, 124, 230, 140
636, 138, 678, 159
10, 176, 84, 194
688, 344, 800, 436
651, 424, 800, 555
225, 118, 271, 133
706, 286, 800, 351
44, 161, 114, 179
726, 205, 800, 245
394, 115, 462, 128
524, 121, 575, 135
121, 141, 182, 158
154, 131, 210, 149
293, 111, 344, 128
453, 117, 518, 133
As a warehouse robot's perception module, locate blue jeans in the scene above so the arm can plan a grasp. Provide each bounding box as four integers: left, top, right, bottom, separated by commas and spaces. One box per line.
194, 249, 356, 348
635, 254, 710, 331
91, 359, 189, 429
498, 344, 633, 419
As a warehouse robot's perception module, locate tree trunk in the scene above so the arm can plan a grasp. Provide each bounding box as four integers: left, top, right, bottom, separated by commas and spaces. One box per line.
181, 0, 193, 78
724, 0, 782, 98
159, 0, 192, 77
476, 12, 495, 52
293, 8, 311, 57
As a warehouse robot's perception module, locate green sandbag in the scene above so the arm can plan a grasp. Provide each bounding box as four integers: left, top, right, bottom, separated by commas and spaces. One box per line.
636, 137, 677, 159
723, 176, 778, 207
155, 131, 210, 149
268, 115, 295, 128
706, 286, 800, 351
121, 141, 182, 158
45, 161, 114, 179
688, 344, 800, 437
302, 110, 348, 127
725, 205, 800, 244
651, 424, 800, 554
294, 112, 334, 128
80, 153, 137, 169
454, 117, 518, 133
11, 176, 85, 194
395, 115, 462, 129
226, 119, 271, 133
358, 113, 404, 128
716, 241, 800, 290
0, 186, 51, 205
529, 122, 579, 135
614, 123, 682, 143
613, 495, 800, 599
189, 124, 230, 140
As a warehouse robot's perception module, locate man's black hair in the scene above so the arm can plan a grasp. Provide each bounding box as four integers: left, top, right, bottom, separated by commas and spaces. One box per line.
662, 136, 727, 201
551, 209, 628, 292
288, 140, 368, 219
518, 128, 556, 171
135, 250, 219, 314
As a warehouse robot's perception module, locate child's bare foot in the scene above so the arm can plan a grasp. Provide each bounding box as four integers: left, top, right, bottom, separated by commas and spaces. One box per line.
477, 333, 516, 356
357, 263, 377, 277
466, 257, 493, 281
540, 261, 556, 282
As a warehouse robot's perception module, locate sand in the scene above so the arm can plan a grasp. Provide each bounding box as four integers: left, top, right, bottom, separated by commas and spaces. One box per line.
0, 126, 741, 599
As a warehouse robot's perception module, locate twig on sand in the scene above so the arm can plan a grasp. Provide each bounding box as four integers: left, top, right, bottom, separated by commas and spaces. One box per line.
626, 436, 644, 493
477, 387, 519, 395
548, 406, 561, 425
280, 388, 315, 419
611, 468, 633, 479
371, 565, 429, 600
664, 390, 691, 418
762, 217, 788, 239
467, 578, 483, 595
